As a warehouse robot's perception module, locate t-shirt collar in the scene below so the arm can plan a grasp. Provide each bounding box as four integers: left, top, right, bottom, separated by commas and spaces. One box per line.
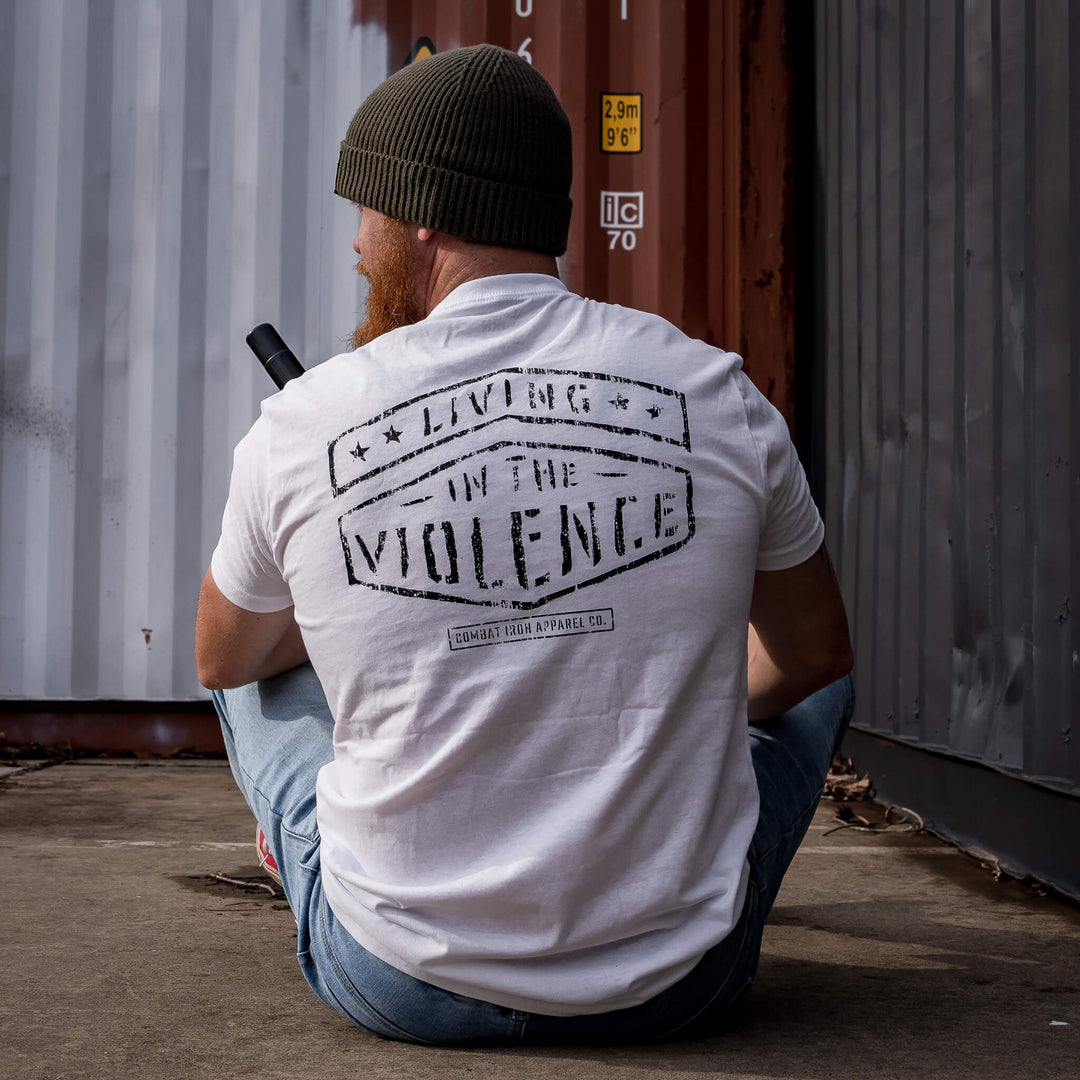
427, 274, 568, 319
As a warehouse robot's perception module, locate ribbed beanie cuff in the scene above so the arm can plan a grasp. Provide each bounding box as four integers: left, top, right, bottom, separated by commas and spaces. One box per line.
335, 45, 572, 256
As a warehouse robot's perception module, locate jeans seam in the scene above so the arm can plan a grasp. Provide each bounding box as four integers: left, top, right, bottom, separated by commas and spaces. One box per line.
513, 1011, 530, 1042
656, 877, 761, 1040
241, 772, 318, 844
284, 822, 316, 843
316, 903, 439, 1045
752, 794, 820, 866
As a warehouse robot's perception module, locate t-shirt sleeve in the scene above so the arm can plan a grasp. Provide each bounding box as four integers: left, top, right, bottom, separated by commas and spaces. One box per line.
738, 373, 825, 571
209, 417, 294, 613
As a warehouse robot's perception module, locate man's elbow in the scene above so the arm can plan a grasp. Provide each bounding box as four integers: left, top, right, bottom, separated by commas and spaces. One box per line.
816, 639, 854, 689
195, 636, 248, 691
832, 643, 855, 682
196, 651, 236, 691
197, 670, 228, 692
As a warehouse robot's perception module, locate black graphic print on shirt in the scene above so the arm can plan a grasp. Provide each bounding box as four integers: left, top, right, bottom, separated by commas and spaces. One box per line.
329, 368, 694, 610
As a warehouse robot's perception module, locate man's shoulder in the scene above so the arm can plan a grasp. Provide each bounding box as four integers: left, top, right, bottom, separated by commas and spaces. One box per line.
254, 348, 367, 433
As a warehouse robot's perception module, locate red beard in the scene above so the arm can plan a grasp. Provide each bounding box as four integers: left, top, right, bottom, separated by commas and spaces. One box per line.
351, 217, 424, 348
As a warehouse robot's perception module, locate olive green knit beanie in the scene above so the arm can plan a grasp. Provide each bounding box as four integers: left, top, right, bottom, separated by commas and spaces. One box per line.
335, 44, 572, 256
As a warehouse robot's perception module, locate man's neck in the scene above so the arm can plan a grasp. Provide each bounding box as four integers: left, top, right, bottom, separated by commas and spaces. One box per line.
418, 235, 560, 315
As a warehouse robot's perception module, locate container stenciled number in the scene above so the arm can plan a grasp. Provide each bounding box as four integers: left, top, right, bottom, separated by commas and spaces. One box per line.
600, 191, 643, 252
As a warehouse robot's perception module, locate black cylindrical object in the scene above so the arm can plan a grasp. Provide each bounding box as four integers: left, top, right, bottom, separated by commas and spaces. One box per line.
246, 323, 306, 389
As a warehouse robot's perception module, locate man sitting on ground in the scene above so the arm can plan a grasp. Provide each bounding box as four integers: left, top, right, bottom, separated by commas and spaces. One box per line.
196, 43, 854, 1045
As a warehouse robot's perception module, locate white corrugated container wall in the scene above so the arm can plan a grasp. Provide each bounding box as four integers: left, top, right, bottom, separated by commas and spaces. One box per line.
0, 0, 385, 700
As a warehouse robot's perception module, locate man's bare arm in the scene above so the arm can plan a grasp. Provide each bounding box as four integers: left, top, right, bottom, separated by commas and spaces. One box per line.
747, 544, 853, 722
195, 567, 309, 690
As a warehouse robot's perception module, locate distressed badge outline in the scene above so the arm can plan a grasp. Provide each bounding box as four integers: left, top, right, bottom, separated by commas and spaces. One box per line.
338, 440, 695, 611
327, 367, 691, 499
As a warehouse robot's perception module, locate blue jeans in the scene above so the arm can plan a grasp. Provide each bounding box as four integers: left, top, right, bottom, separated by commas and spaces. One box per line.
212, 668, 854, 1045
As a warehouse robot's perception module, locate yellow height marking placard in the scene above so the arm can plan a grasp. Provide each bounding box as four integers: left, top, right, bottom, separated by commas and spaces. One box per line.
600, 93, 643, 154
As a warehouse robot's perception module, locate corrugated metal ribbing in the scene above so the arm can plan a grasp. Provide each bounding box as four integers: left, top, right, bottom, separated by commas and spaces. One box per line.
354, 0, 798, 422
816, 0, 1079, 794
0, 0, 378, 700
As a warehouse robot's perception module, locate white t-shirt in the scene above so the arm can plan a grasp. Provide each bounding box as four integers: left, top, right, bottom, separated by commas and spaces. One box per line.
211, 274, 824, 1015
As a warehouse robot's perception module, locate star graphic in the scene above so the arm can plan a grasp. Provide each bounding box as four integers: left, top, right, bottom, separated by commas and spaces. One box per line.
383, 426, 402, 443
349, 442, 369, 460
646, 405, 662, 419
610, 393, 630, 410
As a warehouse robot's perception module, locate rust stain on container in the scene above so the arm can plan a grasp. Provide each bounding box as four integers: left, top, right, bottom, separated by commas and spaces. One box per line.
0, 702, 225, 756
352, 0, 798, 428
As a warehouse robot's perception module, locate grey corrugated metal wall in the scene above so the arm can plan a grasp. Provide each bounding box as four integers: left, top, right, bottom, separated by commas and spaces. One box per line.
0, 0, 382, 701
815, 0, 1079, 796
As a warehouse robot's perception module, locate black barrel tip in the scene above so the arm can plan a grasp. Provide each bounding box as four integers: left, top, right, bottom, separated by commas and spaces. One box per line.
246, 322, 287, 361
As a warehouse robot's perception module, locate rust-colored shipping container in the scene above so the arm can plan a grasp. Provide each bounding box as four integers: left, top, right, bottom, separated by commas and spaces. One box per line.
353, 0, 798, 425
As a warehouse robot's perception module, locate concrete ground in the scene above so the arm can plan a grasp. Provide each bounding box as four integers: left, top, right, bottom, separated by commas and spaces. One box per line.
1, 759, 1077, 1080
